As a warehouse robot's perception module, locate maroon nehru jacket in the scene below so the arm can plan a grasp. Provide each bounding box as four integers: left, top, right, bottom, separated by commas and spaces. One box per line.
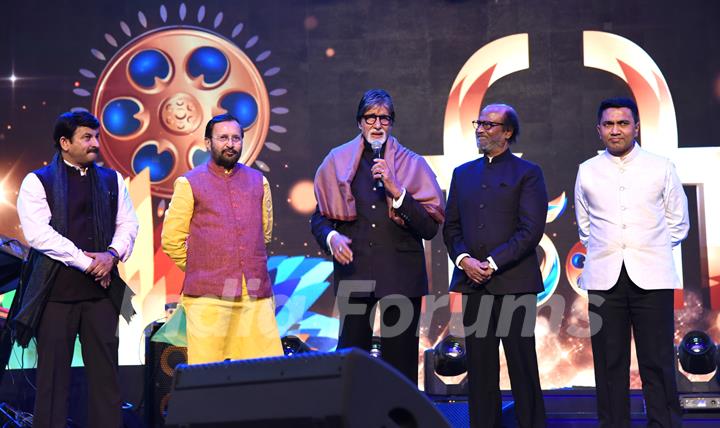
183, 161, 272, 298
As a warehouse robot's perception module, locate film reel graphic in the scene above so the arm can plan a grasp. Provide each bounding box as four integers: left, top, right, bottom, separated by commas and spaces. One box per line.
90, 27, 272, 198
565, 240, 587, 298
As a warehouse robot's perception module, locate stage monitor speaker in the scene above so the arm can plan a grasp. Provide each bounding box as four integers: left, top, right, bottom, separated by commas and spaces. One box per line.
165, 347, 451, 428
145, 322, 187, 427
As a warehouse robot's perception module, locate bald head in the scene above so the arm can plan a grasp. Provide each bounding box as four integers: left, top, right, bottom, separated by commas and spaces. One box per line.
480, 104, 519, 144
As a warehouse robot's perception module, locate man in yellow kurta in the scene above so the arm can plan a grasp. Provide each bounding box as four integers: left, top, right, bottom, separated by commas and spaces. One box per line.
161, 114, 283, 364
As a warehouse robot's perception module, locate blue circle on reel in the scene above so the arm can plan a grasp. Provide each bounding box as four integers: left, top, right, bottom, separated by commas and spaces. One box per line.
571, 253, 586, 269
132, 144, 174, 182
129, 50, 170, 88
102, 99, 141, 137
187, 47, 228, 85
220, 92, 258, 128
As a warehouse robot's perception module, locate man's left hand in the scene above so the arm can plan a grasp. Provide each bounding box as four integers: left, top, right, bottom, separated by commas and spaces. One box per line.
84, 251, 115, 279
371, 158, 402, 198
478, 260, 495, 282
98, 274, 111, 289
461, 257, 493, 284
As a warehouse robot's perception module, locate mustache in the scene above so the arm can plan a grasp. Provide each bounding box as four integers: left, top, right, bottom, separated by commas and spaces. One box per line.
87, 147, 99, 154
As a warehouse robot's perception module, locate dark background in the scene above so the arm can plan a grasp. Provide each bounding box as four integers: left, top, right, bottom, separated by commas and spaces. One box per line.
1, 0, 718, 255
1, 0, 718, 388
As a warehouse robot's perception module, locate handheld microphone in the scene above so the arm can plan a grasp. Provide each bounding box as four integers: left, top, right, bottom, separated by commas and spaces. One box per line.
370, 140, 384, 188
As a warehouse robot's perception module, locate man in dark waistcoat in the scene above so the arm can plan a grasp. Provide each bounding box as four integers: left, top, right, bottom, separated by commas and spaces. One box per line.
311, 89, 445, 384
13, 111, 138, 428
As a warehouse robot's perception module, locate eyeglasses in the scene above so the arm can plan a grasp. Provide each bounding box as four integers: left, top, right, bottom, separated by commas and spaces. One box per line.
212, 135, 242, 144
362, 115, 393, 126
472, 120, 505, 130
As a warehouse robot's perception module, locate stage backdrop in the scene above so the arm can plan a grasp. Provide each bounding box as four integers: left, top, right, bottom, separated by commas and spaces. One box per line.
1, 0, 718, 390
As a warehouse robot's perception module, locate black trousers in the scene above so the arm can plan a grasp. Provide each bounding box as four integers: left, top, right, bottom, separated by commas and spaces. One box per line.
589, 264, 682, 428
34, 298, 122, 428
463, 291, 546, 428
337, 295, 422, 384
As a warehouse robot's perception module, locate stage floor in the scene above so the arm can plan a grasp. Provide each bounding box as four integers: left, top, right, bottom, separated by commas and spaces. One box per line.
432, 389, 720, 427
1, 366, 720, 427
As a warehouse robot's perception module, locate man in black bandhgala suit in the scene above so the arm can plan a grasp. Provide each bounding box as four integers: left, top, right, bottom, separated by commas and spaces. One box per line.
443, 103, 547, 428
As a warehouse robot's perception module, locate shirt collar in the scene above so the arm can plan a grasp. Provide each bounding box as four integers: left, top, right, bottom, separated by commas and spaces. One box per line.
603, 141, 640, 165
207, 160, 238, 177
63, 158, 89, 176
484, 147, 512, 164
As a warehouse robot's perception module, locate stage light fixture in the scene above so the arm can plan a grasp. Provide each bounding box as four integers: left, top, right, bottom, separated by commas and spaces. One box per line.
434, 336, 467, 377
424, 336, 468, 396
281, 335, 311, 356
370, 336, 382, 358
679, 330, 717, 375
676, 330, 720, 411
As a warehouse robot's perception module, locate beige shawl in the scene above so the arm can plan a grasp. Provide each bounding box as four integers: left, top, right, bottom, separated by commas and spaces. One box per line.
314, 134, 445, 226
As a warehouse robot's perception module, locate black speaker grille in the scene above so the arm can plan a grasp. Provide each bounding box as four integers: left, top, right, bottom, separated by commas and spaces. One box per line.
173, 349, 353, 389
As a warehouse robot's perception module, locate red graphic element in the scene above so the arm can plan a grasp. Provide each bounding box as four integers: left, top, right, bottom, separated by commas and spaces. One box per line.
445, 65, 496, 140
674, 289, 684, 310
711, 275, 720, 310
152, 222, 184, 300
617, 60, 664, 135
